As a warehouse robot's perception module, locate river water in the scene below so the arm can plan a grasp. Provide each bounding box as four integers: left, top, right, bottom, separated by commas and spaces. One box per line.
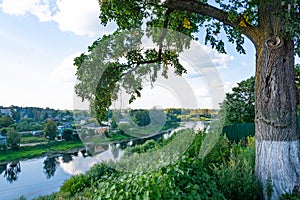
0, 149, 124, 200
0, 121, 207, 200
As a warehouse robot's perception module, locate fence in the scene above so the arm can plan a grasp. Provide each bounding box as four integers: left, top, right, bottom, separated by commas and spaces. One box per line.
223, 116, 300, 143
223, 123, 255, 143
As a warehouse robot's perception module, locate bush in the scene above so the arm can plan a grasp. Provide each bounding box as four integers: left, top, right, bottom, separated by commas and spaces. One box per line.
60, 174, 90, 196
60, 163, 116, 196
187, 131, 231, 167
126, 139, 158, 154
211, 137, 262, 200
280, 189, 300, 200
7, 129, 21, 150
95, 157, 224, 200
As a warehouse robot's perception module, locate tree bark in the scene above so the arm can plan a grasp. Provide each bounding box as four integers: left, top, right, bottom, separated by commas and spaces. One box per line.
255, 36, 300, 199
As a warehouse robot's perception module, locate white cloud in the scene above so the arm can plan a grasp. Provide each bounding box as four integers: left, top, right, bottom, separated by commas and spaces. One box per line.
1, 0, 39, 15
51, 53, 78, 84
223, 81, 238, 94
0, 0, 115, 37
1, 0, 52, 21
211, 53, 234, 69
52, 0, 101, 36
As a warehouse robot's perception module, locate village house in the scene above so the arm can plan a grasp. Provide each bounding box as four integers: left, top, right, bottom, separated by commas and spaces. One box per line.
82, 122, 110, 134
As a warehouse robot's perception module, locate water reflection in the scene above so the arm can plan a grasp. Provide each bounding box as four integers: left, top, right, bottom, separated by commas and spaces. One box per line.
0, 163, 6, 175
62, 154, 73, 163
3, 162, 21, 183
43, 156, 59, 179
111, 144, 119, 160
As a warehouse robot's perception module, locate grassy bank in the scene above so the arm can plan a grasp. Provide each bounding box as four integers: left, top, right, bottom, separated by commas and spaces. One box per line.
0, 141, 84, 163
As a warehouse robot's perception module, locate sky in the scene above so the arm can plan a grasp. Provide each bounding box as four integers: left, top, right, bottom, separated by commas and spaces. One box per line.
0, 0, 299, 110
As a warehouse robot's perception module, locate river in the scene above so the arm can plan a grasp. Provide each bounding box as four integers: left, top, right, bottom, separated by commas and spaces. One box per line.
0, 121, 207, 200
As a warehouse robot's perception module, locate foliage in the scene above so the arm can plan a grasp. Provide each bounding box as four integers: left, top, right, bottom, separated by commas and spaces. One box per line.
60, 174, 90, 196
44, 120, 57, 140
110, 117, 118, 129
36, 130, 263, 200
280, 189, 300, 200
186, 131, 231, 169
7, 129, 21, 150
126, 139, 158, 154
60, 163, 116, 196
20, 136, 47, 144
113, 129, 195, 172
15, 119, 43, 132
0, 115, 14, 128
95, 157, 224, 200
129, 109, 151, 127
11, 111, 21, 122
211, 136, 262, 200
74, 0, 300, 121
62, 129, 73, 141
220, 76, 255, 125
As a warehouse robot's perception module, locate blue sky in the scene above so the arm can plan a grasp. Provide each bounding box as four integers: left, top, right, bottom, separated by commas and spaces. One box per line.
0, 0, 299, 110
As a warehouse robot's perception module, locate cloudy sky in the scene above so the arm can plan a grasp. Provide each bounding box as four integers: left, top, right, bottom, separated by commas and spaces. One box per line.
0, 0, 299, 110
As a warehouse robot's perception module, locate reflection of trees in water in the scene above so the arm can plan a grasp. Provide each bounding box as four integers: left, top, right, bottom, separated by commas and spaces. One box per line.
3, 162, 21, 183
111, 144, 119, 160
0, 163, 6, 175
62, 154, 73, 163
43, 156, 59, 179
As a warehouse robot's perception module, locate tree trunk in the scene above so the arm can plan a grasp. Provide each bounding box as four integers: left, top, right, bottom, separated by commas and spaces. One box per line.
255, 36, 300, 199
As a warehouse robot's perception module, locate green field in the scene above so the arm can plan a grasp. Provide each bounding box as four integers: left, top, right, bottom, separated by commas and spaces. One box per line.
0, 141, 84, 163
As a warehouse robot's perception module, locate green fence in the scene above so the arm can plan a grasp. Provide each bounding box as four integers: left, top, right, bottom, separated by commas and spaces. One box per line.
223, 123, 255, 143
223, 116, 300, 143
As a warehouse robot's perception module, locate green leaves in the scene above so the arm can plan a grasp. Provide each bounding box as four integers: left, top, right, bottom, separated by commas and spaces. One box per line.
220, 76, 255, 125
76, 0, 300, 124
74, 26, 190, 122
99, 0, 148, 29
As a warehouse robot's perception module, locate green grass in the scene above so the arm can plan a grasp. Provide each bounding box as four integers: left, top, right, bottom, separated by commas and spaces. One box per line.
21, 136, 47, 144
0, 141, 84, 163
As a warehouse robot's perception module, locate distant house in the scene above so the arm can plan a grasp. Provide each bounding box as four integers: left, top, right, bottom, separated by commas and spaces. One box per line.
0, 135, 7, 146
82, 122, 110, 134
0, 108, 11, 116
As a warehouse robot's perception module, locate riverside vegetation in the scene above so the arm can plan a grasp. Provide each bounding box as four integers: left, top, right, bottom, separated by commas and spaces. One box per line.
33, 130, 264, 200
20, 131, 298, 199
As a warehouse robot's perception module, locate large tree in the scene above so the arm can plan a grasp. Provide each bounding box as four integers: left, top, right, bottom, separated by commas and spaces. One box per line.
44, 120, 57, 140
7, 129, 20, 150
75, 0, 300, 199
221, 76, 255, 125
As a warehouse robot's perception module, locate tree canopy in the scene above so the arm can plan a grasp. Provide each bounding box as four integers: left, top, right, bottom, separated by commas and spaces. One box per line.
44, 120, 57, 140
221, 76, 255, 125
75, 0, 300, 122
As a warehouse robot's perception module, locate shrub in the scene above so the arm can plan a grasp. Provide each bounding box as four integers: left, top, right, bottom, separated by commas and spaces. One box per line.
280, 190, 300, 200
60, 163, 116, 196
126, 139, 158, 154
85, 163, 117, 183
60, 174, 90, 196
187, 131, 231, 167
211, 137, 262, 200
95, 157, 224, 200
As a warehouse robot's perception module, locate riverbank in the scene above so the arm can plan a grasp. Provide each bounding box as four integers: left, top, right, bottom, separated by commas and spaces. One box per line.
0, 141, 84, 164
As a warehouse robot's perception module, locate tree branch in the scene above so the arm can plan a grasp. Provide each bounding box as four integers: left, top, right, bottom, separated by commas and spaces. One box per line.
165, 0, 259, 44
120, 8, 174, 78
